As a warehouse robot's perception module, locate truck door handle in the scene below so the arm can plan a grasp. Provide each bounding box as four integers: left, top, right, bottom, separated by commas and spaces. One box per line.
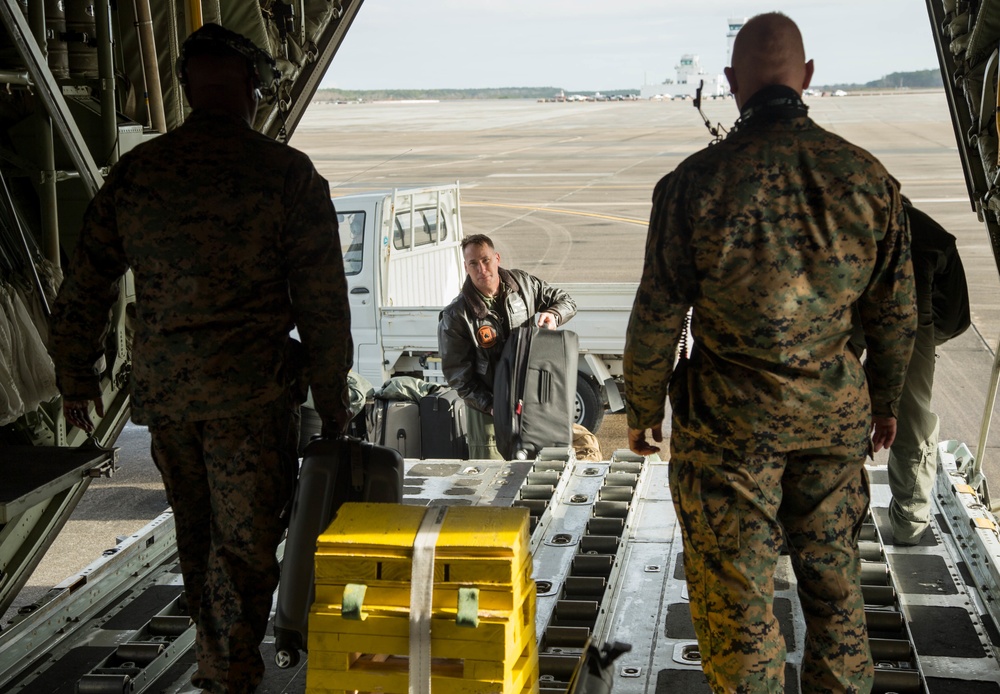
350, 287, 370, 294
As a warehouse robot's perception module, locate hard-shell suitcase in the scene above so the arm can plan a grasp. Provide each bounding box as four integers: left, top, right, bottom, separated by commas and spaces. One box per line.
419, 388, 469, 459
493, 326, 579, 460
371, 399, 423, 458
273, 435, 404, 668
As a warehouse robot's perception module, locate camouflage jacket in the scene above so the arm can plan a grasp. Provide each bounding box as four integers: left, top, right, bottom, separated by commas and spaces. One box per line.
438, 268, 576, 413
624, 86, 916, 452
49, 109, 353, 426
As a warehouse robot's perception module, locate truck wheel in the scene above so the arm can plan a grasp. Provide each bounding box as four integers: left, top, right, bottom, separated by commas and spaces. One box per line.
575, 372, 605, 433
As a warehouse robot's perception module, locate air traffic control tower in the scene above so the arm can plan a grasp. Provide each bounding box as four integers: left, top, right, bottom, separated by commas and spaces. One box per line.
640, 16, 745, 99
727, 17, 746, 67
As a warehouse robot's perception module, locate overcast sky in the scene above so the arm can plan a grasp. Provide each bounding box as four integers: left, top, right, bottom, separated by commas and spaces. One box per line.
320, 1, 939, 91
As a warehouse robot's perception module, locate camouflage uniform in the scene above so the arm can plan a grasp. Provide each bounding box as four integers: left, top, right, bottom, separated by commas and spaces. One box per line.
438, 268, 576, 458
624, 85, 916, 692
49, 109, 352, 692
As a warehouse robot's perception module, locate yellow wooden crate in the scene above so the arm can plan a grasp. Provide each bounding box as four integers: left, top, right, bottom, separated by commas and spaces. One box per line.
315, 504, 532, 594
306, 684, 538, 694
307, 504, 538, 694
308, 618, 536, 678
316, 504, 531, 562
313, 565, 534, 614
308, 591, 535, 665
305, 635, 538, 693
314, 552, 530, 586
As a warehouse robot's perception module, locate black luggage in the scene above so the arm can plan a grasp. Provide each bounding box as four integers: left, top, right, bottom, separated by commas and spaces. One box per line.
370, 399, 422, 458
493, 326, 579, 460
273, 435, 404, 668
419, 388, 469, 459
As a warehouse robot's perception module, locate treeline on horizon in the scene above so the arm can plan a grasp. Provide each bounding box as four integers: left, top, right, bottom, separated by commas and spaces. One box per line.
314, 70, 943, 102
313, 86, 631, 101
823, 69, 944, 91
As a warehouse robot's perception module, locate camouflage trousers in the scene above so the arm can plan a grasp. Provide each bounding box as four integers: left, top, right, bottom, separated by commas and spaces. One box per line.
149, 395, 299, 693
669, 431, 873, 694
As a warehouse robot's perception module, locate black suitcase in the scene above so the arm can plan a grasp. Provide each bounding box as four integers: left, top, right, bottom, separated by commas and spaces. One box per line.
419, 388, 469, 459
273, 435, 404, 668
493, 326, 579, 460
370, 398, 423, 458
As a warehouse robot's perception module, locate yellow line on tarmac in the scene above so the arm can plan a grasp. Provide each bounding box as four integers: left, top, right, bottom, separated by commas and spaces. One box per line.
463, 200, 648, 226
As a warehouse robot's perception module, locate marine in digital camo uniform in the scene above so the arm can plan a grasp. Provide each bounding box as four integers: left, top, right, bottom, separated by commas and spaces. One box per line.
624, 13, 916, 693
48, 24, 352, 693
438, 234, 576, 459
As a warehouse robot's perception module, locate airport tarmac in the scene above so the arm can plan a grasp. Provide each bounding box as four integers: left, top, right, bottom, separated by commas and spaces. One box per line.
8, 92, 1000, 624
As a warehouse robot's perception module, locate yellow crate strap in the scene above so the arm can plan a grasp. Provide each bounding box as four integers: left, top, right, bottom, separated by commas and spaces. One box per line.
342, 583, 368, 621
409, 505, 448, 694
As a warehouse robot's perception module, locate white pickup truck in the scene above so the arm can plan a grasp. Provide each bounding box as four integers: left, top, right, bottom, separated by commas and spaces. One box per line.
326, 183, 636, 433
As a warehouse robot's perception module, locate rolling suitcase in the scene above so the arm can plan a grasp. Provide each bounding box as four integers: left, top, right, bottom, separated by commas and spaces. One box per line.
493, 326, 579, 460
273, 435, 404, 668
371, 398, 423, 458
419, 388, 469, 459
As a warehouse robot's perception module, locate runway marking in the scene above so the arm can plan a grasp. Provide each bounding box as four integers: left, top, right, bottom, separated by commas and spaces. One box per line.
463, 200, 647, 225
469, 185, 652, 189
486, 202, 651, 207
909, 197, 974, 204
486, 173, 613, 177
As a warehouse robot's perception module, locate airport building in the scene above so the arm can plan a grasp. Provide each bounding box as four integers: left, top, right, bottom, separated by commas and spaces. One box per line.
640, 17, 746, 100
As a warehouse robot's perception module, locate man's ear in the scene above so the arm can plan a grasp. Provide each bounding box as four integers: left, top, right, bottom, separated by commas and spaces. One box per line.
724, 66, 737, 96
248, 70, 260, 102
802, 59, 815, 91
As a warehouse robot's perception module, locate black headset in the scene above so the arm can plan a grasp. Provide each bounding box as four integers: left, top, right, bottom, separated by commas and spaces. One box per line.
177, 23, 280, 98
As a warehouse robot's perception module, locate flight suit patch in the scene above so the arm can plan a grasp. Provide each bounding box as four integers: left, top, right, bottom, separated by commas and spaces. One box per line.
477, 324, 498, 349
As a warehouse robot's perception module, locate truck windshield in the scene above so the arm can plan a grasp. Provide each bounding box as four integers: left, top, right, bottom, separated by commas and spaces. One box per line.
339, 211, 365, 275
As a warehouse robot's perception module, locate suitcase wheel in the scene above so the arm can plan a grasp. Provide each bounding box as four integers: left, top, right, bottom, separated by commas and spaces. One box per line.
274, 647, 300, 669
273, 627, 304, 669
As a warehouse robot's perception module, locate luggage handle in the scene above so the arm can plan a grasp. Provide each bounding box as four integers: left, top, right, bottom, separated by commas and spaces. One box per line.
324, 434, 368, 492
306, 434, 370, 493
349, 438, 365, 491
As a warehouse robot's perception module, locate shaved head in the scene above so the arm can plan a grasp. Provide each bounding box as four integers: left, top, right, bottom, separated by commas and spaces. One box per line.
724, 12, 814, 109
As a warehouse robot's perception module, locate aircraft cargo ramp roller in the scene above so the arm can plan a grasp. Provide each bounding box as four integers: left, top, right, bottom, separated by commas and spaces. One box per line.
2, 450, 1000, 692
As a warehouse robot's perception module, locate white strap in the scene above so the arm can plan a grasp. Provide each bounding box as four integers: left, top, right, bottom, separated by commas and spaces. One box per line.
409, 506, 448, 694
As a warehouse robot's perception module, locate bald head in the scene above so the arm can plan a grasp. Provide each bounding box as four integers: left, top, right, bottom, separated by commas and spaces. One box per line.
724, 12, 814, 109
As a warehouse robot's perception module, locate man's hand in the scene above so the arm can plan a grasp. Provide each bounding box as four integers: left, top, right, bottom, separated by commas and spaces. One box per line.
537, 312, 559, 330
628, 426, 662, 456
871, 416, 897, 453
62, 398, 104, 433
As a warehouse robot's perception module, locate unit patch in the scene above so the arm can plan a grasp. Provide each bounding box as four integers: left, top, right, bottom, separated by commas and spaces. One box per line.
477, 324, 498, 349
